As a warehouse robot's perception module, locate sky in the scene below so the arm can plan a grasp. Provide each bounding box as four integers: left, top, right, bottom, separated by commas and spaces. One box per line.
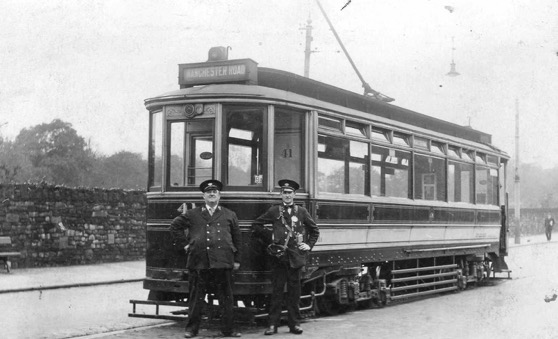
1, 0, 557, 167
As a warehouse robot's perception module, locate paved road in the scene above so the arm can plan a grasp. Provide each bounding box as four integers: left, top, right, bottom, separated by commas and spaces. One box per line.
90, 239, 558, 339
1, 281, 166, 339
4, 234, 555, 339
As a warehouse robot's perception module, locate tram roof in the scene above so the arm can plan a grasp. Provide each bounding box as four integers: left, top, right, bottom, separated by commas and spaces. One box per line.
146, 65, 502, 152
258, 68, 493, 146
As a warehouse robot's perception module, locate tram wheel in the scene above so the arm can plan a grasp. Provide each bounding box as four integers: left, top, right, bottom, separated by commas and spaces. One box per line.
357, 297, 374, 310
316, 296, 339, 316
373, 291, 387, 308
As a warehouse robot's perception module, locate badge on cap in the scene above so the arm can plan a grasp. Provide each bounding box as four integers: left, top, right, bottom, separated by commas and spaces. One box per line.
199, 179, 223, 192
278, 179, 300, 191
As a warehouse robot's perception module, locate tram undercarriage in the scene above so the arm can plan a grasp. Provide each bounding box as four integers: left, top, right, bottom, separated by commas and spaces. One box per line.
129, 253, 510, 322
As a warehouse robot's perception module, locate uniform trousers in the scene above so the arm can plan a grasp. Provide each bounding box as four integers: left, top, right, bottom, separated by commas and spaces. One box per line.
186, 268, 235, 335
268, 262, 302, 328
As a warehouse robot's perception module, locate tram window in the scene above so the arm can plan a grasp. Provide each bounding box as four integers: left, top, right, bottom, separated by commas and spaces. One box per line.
169, 122, 185, 186
318, 135, 346, 193
431, 141, 446, 155
414, 154, 446, 201
413, 137, 429, 150
476, 153, 486, 164
371, 127, 390, 143
318, 115, 342, 132
168, 119, 214, 187
224, 106, 264, 188
317, 136, 369, 195
487, 155, 498, 166
371, 146, 410, 198
349, 140, 369, 195
448, 161, 474, 203
448, 146, 461, 159
465, 150, 475, 162
345, 121, 368, 138
274, 109, 304, 188
393, 133, 409, 147
476, 167, 498, 205
148, 110, 163, 190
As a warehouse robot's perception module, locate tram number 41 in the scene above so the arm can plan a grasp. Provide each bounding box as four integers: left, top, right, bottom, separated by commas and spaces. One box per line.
282, 148, 293, 158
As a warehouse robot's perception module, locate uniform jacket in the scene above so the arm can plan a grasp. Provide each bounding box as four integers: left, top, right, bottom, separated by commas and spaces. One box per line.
545, 217, 555, 229
252, 204, 320, 268
169, 205, 241, 270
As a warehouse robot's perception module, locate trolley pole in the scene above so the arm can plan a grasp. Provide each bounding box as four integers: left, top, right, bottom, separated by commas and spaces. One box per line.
513, 99, 521, 244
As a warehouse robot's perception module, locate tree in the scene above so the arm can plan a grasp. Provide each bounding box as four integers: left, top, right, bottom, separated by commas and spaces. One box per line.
91, 151, 148, 189
13, 119, 94, 186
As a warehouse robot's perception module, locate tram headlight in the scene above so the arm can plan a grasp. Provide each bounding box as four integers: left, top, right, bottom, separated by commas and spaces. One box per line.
208, 46, 229, 61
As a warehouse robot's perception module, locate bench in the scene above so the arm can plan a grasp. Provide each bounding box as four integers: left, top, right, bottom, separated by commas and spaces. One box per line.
0, 236, 21, 273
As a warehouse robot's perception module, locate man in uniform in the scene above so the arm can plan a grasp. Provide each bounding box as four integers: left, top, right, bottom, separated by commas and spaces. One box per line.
252, 179, 320, 335
169, 179, 242, 338
545, 213, 555, 241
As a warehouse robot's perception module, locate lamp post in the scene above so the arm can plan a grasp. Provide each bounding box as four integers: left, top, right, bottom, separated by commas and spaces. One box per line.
513, 99, 521, 244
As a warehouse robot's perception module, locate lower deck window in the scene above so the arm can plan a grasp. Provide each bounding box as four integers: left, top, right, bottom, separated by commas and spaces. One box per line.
476, 167, 498, 205
371, 147, 410, 198
318, 135, 368, 195
414, 154, 446, 201
448, 161, 474, 203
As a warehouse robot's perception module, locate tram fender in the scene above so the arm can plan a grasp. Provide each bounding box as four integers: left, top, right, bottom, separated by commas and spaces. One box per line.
488, 252, 510, 272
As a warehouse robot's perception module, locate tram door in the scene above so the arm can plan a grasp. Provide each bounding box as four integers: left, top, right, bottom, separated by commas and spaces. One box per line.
169, 119, 214, 187
274, 109, 304, 189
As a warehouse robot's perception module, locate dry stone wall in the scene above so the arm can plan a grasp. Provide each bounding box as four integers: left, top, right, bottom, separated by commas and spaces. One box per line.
0, 183, 147, 269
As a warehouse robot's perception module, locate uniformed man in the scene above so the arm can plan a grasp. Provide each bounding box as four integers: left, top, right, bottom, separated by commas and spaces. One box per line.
545, 213, 555, 241
169, 179, 242, 338
252, 179, 320, 335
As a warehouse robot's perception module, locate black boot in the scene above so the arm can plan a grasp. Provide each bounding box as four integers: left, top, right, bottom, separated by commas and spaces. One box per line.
264, 326, 278, 335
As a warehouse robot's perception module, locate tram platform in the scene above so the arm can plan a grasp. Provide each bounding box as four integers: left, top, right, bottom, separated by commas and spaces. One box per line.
0, 234, 552, 294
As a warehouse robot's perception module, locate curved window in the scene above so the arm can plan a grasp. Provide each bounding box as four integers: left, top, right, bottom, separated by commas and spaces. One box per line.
148, 110, 163, 191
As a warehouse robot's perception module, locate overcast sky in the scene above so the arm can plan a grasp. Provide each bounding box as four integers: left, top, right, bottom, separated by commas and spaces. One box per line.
1, 0, 557, 167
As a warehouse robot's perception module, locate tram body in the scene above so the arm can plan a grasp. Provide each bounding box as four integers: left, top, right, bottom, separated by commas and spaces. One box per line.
132, 48, 510, 319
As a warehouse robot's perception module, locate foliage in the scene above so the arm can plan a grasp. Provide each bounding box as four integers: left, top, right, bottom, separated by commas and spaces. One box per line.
89, 151, 148, 189
507, 161, 558, 209
12, 119, 94, 186
0, 119, 147, 189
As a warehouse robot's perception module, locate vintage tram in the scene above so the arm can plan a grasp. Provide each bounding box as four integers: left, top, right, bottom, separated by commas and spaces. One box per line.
130, 47, 510, 320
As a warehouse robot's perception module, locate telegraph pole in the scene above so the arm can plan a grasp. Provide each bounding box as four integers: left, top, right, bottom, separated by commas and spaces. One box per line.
513, 99, 521, 244
303, 16, 313, 78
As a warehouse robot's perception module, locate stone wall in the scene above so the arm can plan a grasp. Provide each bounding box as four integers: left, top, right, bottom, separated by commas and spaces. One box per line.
0, 183, 146, 269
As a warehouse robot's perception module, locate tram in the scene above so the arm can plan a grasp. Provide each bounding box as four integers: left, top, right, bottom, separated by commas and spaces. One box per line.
130, 46, 510, 320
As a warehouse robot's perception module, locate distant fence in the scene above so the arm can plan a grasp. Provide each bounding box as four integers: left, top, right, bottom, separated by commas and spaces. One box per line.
0, 183, 147, 269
